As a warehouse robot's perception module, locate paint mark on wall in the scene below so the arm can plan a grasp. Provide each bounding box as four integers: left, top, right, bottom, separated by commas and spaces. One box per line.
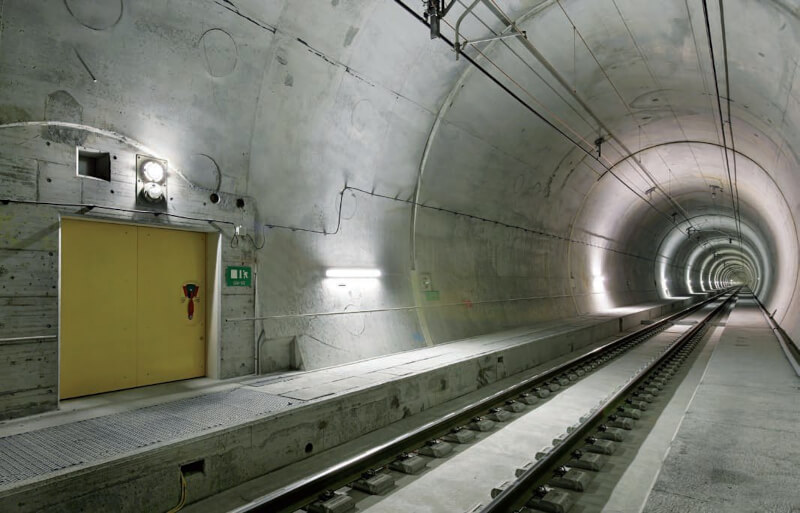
186, 153, 222, 191
64, 0, 123, 31
276, 50, 288, 66
351, 99, 380, 133
200, 28, 238, 78
43, 90, 86, 146
344, 26, 359, 47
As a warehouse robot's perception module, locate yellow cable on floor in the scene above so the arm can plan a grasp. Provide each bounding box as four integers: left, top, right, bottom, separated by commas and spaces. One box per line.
165, 472, 187, 513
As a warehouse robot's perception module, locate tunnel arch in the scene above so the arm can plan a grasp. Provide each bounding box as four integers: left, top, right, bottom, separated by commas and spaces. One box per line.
410, 0, 800, 336
0, 0, 798, 370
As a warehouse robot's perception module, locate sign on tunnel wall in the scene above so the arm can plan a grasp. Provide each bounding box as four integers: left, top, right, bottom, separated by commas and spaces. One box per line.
226, 266, 252, 287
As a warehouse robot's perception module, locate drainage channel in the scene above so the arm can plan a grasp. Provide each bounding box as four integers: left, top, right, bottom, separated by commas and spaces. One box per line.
229, 290, 733, 513
480, 289, 739, 513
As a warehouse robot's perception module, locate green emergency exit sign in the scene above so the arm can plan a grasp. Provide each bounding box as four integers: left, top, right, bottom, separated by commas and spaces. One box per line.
226, 266, 252, 287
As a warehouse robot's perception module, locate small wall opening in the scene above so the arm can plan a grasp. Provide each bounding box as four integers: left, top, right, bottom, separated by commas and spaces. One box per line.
76, 148, 111, 181
181, 459, 205, 476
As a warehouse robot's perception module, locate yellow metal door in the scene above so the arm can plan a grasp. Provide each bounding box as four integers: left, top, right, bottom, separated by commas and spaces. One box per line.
60, 219, 206, 399
136, 226, 206, 386
60, 219, 138, 399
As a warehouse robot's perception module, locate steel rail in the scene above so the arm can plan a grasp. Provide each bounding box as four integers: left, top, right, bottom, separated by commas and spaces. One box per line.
230, 290, 729, 513
480, 288, 740, 512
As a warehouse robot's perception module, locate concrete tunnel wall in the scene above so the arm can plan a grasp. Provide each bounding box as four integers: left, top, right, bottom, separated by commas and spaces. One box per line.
0, 0, 798, 419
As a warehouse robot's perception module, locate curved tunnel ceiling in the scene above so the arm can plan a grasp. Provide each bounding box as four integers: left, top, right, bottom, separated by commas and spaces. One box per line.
1, 0, 798, 362
416, 0, 799, 324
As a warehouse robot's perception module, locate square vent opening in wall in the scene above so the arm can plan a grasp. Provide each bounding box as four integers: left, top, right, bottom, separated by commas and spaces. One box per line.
76, 147, 111, 182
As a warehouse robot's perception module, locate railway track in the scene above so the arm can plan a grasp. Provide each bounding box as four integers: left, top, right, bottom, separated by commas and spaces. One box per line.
229, 289, 737, 513
482, 289, 739, 513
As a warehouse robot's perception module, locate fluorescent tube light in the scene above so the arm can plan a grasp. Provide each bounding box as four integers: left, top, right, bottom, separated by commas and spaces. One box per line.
325, 268, 381, 279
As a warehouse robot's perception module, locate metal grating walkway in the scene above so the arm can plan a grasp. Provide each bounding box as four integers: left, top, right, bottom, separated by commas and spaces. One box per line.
0, 388, 300, 488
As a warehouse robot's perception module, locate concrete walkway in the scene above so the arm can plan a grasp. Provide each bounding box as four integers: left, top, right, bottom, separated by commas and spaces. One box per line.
0, 297, 697, 512
643, 294, 800, 512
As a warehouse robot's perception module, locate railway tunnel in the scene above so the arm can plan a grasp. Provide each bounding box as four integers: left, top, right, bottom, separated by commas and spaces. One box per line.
0, 0, 798, 511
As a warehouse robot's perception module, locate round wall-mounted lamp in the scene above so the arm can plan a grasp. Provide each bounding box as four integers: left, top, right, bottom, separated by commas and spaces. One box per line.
136, 155, 168, 207
142, 160, 165, 183
142, 181, 164, 202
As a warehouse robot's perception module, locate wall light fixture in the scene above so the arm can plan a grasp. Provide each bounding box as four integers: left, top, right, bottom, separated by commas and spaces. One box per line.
325, 268, 382, 279
136, 154, 168, 207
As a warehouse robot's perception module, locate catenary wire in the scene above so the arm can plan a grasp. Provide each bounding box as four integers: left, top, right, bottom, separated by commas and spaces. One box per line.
463, 0, 697, 230
395, 1, 686, 230
700, 0, 743, 245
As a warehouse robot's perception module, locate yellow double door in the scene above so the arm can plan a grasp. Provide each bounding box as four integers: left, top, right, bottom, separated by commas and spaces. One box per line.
60, 219, 206, 399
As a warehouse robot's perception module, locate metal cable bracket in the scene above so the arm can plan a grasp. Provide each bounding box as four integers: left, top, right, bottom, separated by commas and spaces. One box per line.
424, 0, 458, 39
454, 0, 527, 60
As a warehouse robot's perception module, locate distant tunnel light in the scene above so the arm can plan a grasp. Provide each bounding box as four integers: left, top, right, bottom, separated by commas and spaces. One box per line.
325, 268, 381, 279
